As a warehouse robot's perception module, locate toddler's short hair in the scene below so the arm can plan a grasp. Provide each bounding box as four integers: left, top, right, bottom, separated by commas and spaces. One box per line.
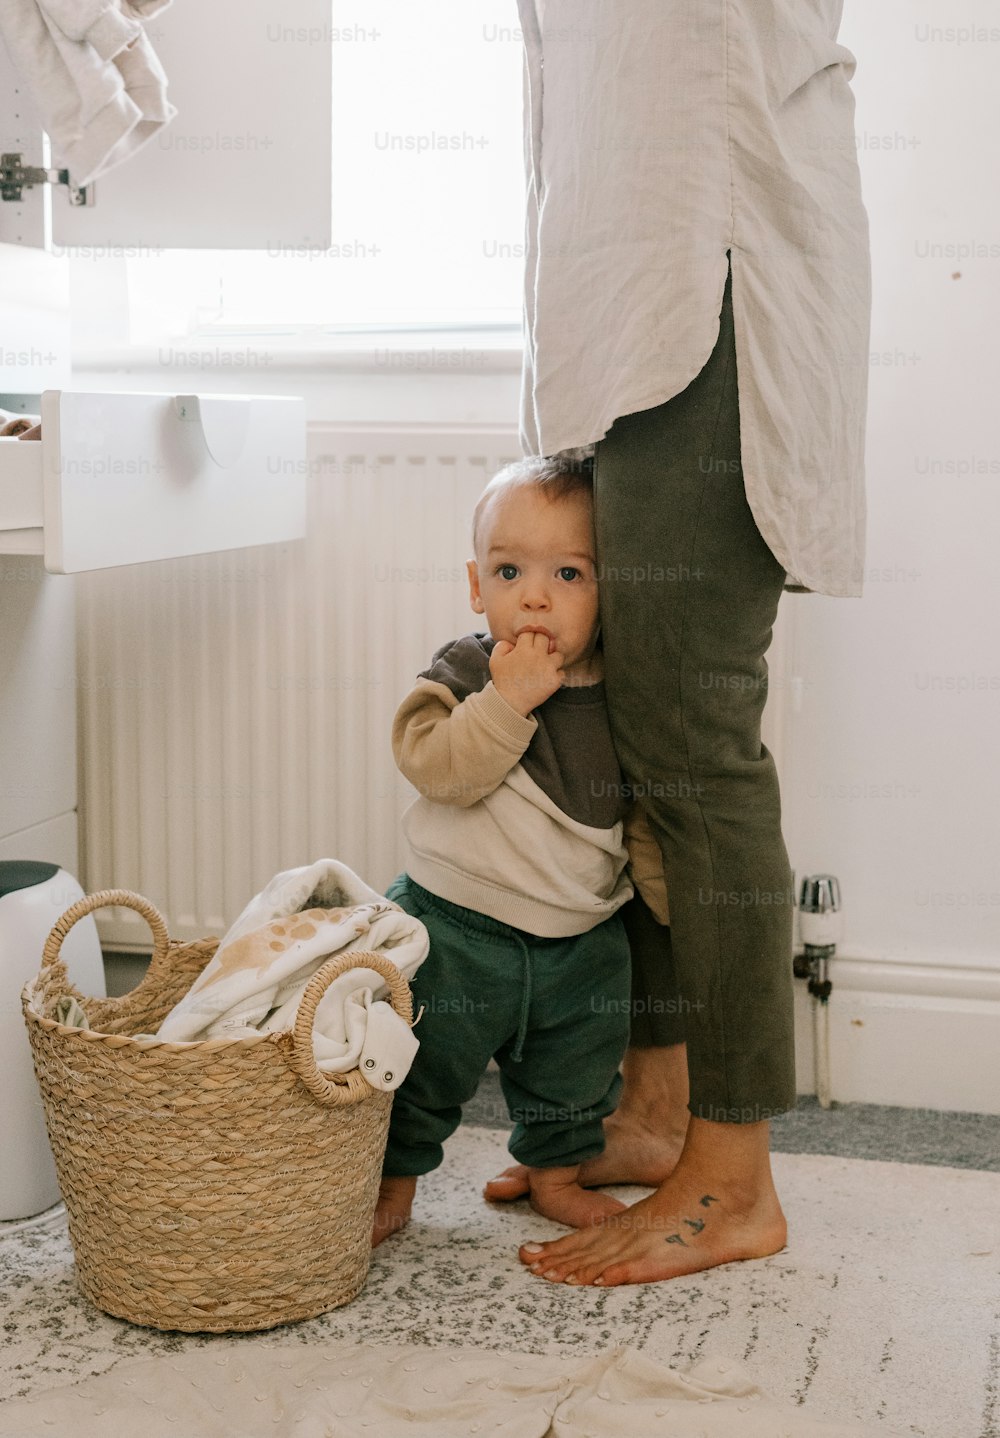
471, 450, 594, 554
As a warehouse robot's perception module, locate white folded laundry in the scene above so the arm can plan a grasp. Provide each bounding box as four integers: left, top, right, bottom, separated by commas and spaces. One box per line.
154, 860, 428, 1089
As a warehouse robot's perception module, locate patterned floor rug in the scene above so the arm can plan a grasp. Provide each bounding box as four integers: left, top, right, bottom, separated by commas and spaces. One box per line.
2, 1125, 998, 1437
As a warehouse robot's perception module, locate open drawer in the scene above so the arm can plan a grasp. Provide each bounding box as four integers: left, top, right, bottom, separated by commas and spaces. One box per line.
0, 390, 306, 572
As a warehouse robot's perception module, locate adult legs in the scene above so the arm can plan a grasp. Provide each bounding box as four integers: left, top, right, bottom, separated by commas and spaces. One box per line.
515, 257, 796, 1283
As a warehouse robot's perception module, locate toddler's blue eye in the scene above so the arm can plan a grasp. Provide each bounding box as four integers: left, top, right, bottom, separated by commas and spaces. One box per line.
558, 566, 581, 582
498, 564, 518, 581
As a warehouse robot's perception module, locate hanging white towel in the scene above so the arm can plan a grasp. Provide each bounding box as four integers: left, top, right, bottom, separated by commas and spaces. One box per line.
0, 0, 177, 188
155, 860, 428, 1090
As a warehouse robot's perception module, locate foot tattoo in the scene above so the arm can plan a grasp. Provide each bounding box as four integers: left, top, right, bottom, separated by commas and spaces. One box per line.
665, 1193, 718, 1246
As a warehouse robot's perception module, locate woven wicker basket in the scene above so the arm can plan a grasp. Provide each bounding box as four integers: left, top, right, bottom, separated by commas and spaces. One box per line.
20, 889, 414, 1333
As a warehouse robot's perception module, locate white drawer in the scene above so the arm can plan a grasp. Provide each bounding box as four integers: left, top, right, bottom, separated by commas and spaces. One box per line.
0, 389, 306, 573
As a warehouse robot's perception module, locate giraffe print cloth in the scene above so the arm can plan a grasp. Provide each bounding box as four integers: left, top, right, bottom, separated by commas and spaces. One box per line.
154, 860, 428, 1087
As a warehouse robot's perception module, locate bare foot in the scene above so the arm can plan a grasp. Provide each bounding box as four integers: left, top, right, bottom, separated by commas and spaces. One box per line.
371, 1174, 417, 1248
485, 1044, 691, 1204
517, 1118, 788, 1286
484, 1110, 687, 1203
525, 1164, 626, 1228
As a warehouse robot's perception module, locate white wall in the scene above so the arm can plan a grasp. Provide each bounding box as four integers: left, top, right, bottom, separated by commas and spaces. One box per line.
781, 1, 1000, 1109
784, 0, 999, 966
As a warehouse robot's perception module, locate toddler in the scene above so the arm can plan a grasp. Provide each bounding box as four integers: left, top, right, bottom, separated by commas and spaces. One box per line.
372, 454, 667, 1245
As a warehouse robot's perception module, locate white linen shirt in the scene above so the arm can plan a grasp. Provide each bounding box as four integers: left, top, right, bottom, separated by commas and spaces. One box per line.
516, 0, 872, 597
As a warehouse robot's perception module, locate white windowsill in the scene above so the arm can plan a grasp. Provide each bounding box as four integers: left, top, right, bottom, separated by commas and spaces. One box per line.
72, 326, 525, 376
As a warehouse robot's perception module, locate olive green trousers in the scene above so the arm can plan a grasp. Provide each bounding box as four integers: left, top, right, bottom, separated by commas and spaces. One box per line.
596, 257, 797, 1122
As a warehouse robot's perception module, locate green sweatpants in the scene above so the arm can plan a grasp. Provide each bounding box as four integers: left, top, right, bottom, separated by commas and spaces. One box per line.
381, 874, 631, 1175
594, 254, 797, 1122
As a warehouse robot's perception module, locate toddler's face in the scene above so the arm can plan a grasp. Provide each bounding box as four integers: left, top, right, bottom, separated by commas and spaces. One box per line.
466, 483, 600, 677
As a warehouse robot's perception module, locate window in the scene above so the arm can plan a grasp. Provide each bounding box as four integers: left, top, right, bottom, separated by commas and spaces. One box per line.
122, 2, 526, 343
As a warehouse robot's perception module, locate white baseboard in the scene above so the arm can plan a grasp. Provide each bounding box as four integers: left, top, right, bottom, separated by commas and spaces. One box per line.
794, 952, 1000, 1116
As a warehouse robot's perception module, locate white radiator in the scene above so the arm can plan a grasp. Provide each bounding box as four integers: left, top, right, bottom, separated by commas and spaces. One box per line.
77, 424, 521, 948
77, 420, 790, 951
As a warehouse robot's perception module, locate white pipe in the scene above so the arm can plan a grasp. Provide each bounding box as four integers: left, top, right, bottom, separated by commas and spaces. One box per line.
813, 992, 832, 1108
799, 888, 841, 1109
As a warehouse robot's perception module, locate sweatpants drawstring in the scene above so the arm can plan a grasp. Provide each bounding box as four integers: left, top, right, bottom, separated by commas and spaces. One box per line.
509, 930, 533, 1063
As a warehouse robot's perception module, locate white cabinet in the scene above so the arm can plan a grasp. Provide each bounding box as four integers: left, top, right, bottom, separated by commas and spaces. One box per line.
0, 0, 334, 251
0, 388, 306, 572
0, 6, 315, 882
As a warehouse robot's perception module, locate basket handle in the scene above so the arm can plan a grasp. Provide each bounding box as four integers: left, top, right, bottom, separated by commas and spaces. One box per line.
286, 949, 415, 1107
39, 889, 171, 999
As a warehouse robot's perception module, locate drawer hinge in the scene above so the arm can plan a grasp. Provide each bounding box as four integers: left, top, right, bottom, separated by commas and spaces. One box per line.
1, 152, 90, 206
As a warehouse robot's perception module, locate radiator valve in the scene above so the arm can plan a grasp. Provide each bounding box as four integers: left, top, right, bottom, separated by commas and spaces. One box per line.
793, 874, 841, 1002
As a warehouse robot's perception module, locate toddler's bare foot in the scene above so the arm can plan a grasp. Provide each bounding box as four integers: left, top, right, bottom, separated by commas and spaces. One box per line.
485, 1112, 688, 1203
371, 1174, 417, 1248
526, 1163, 627, 1228
485, 1045, 692, 1203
